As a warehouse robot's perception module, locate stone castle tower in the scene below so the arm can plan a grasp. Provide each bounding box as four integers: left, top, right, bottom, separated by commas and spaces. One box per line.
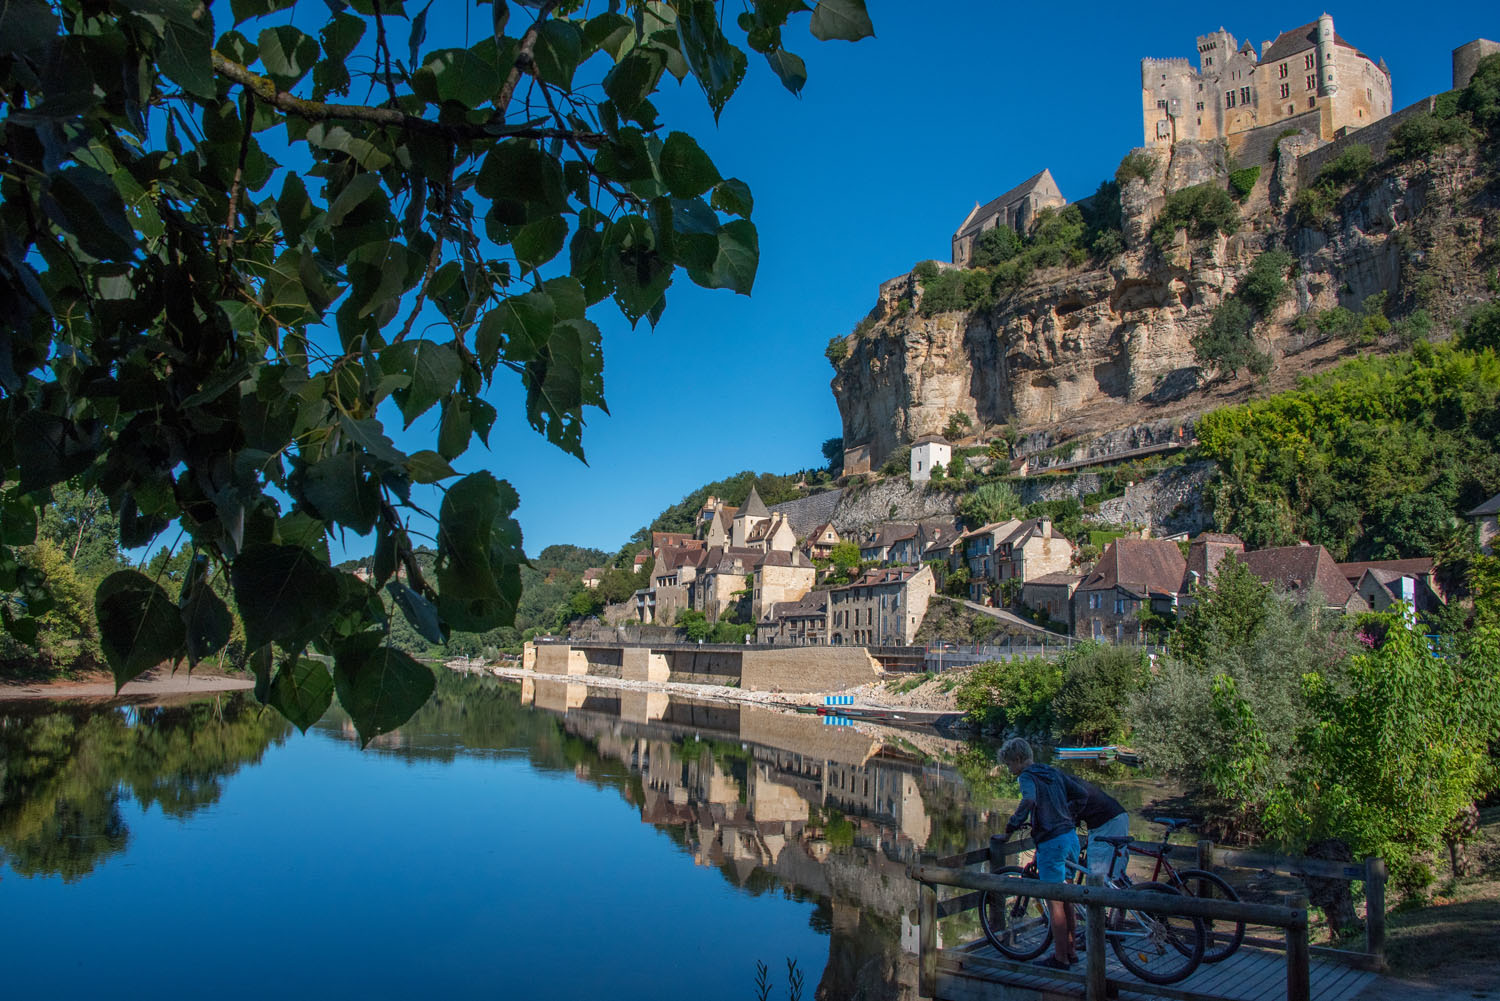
1140, 12, 1391, 147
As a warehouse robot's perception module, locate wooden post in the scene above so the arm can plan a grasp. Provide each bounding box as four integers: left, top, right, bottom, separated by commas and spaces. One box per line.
1365, 856, 1387, 966
1286, 917, 1311, 1001
1197, 838, 1214, 872
919, 880, 937, 998
1085, 873, 1108, 1001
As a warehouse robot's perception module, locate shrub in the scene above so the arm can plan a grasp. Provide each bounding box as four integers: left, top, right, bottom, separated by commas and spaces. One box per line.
1115, 151, 1157, 185
1291, 184, 1335, 228
958, 481, 1022, 528
1386, 113, 1472, 161
916, 266, 992, 316
943, 565, 970, 598
1228, 165, 1261, 202
1458, 53, 1500, 132
1193, 298, 1270, 378
944, 411, 973, 439
825, 337, 849, 366
1052, 643, 1148, 743
954, 656, 1063, 735
1392, 309, 1432, 346
1151, 183, 1241, 248
929, 462, 946, 481
970, 224, 1023, 268
1457, 301, 1500, 352
1236, 249, 1294, 315
881, 445, 911, 477
1314, 144, 1374, 188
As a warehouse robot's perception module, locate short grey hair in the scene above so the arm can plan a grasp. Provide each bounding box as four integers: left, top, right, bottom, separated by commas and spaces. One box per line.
999, 737, 1033, 769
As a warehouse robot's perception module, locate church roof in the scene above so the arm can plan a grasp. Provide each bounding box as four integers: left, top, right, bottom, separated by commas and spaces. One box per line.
956, 170, 1059, 239
738, 484, 770, 519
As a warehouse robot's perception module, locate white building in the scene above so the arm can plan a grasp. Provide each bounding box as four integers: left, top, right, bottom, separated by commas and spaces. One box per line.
910, 434, 951, 482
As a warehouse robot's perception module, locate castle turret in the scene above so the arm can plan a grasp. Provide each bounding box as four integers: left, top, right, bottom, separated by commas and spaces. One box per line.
1316, 13, 1339, 96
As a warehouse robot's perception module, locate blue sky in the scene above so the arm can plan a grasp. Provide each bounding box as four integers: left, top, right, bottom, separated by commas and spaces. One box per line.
356, 0, 1494, 560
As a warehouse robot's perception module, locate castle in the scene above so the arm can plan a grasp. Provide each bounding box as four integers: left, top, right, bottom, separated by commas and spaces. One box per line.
1141, 13, 1391, 146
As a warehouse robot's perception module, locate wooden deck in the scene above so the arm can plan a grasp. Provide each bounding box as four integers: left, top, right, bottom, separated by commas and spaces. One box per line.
935, 940, 1378, 1001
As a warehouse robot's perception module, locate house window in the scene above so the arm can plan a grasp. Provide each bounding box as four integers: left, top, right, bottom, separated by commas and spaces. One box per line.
1088, 593, 1102, 610
1280, 83, 1290, 99
1240, 86, 1251, 105
1195, 101, 1204, 111
1305, 53, 1315, 70
1279, 62, 1288, 78
1307, 74, 1316, 91
1157, 99, 1168, 111
1309, 96, 1316, 108
1114, 598, 1125, 614
1225, 91, 1235, 109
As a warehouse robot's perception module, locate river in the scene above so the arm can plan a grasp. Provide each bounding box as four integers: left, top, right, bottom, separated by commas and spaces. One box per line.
0, 671, 1180, 1000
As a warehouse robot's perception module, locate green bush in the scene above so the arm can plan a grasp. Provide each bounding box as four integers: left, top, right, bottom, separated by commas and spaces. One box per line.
954, 656, 1063, 735
1236, 250, 1294, 315
1386, 113, 1472, 161
1228, 165, 1261, 202
1151, 183, 1241, 248
970, 224, 1023, 268
881, 444, 911, 476
825, 336, 849, 366
944, 411, 973, 439
1458, 53, 1500, 132
958, 481, 1022, 528
1458, 301, 1500, 352
1315, 143, 1374, 187
915, 265, 992, 315
1115, 151, 1157, 185
1052, 643, 1148, 743
1193, 298, 1270, 378
1291, 184, 1335, 228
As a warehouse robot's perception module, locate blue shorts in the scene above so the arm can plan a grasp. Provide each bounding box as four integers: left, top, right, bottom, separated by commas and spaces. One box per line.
1033, 831, 1080, 883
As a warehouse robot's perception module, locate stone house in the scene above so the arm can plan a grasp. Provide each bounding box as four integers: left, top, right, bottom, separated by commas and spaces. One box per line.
958, 519, 1023, 603
634, 583, 689, 626
917, 517, 963, 563
828, 565, 936, 648
755, 590, 830, 646
910, 434, 952, 482
1352, 569, 1444, 617
1021, 572, 1081, 630
860, 523, 918, 563
652, 531, 697, 552
1468, 492, 1500, 555
652, 546, 707, 590
698, 499, 738, 549
581, 568, 604, 589
1238, 544, 1363, 614
1336, 558, 1442, 603
1141, 14, 1391, 147
745, 511, 797, 554
951, 170, 1066, 267
992, 518, 1074, 585
751, 549, 817, 622
730, 485, 773, 549
803, 522, 841, 561
633, 551, 651, 572
1176, 532, 1247, 607
1072, 539, 1187, 643
692, 546, 762, 622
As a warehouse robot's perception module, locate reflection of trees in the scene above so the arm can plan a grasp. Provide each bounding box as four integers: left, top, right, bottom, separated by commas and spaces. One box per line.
0, 695, 288, 881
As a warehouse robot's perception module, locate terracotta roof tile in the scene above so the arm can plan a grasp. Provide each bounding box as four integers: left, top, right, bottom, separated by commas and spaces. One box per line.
1239, 545, 1356, 606
1077, 539, 1186, 597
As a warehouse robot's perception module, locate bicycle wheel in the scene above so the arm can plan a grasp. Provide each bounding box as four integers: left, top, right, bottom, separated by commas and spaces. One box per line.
980, 866, 1052, 961
1108, 881, 1206, 985
1173, 868, 1244, 963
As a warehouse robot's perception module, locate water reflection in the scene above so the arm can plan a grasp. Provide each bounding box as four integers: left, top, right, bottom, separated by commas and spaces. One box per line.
0, 694, 289, 881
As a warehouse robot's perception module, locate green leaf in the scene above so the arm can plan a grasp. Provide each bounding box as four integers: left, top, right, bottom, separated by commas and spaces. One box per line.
95, 570, 186, 691
231, 0, 296, 24
711, 177, 754, 218
809, 0, 874, 41
300, 451, 380, 533
689, 218, 758, 295
533, 19, 583, 90
406, 450, 456, 484
180, 564, 232, 667
674, 1, 747, 121
268, 657, 334, 732
476, 141, 568, 213
247, 645, 273, 703
384, 340, 461, 427
258, 26, 321, 89
333, 638, 436, 746
340, 415, 408, 467
603, 48, 666, 117
764, 48, 807, 95
0, 0, 57, 59
512, 214, 569, 272
231, 544, 342, 654
522, 317, 606, 458
320, 11, 365, 61
277, 174, 316, 245
326, 172, 382, 226
604, 216, 671, 326
480, 289, 555, 366
421, 43, 502, 109
46, 167, 136, 261
387, 581, 447, 643
159, 17, 216, 100
659, 132, 721, 199
435, 473, 524, 632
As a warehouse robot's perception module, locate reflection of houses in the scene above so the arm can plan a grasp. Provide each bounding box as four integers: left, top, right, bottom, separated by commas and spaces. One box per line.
1073, 538, 1186, 642
828, 565, 935, 647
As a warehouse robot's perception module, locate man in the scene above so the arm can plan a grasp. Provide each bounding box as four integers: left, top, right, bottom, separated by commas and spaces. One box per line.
1061, 770, 1130, 880
1000, 737, 1078, 968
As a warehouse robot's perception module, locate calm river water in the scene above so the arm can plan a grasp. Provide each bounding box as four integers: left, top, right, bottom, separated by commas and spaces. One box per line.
0, 671, 1177, 1000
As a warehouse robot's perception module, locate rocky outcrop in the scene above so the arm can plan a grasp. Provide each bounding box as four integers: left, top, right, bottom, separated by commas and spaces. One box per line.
832, 144, 1498, 472
827, 478, 959, 535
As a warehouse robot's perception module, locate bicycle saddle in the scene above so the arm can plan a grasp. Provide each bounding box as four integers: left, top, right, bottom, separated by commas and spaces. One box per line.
1095, 835, 1135, 847
1151, 816, 1193, 829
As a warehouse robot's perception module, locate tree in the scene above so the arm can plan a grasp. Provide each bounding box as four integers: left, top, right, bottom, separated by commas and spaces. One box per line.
36, 483, 121, 579
820, 437, 845, 471
1193, 299, 1270, 380
0, 1, 873, 742
958, 482, 1022, 528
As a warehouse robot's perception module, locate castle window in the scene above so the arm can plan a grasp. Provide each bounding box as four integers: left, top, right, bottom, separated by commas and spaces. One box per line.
1240, 86, 1251, 105
1305, 53, 1315, 69
1157, 99, 1168, 110
1225, 91, 1236, 109
1279, 62, 1288, 78
1309, 96, 1316, 108
1307, 74, 1316, 90
1195, 101, 1204, 111
1288, 104, 1295, 114
1280, 83, 1290, 99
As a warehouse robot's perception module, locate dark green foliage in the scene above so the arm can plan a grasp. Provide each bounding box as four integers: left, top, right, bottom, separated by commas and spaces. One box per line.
1293, 144, 1375, 228
943, 412, 973, 439
647, 471, 802, 535
1458, 53, 1500, 132
1115, 151, 1157, 185
1458, 301, 1500, 352
913, 262, 994, 315
1386, 113, 1472, 161
0, 0, 871, 734
969, 225, 1023, 268
1236, 250, 1295, 315
1228, 166, 1261, 202
1052, 644, 1148, 744
821, 437, 844, 471
1196, 342, 1500, 558
954, 656, 1062, 735
826, 336, 850, 366
958, 481, 1022, 528
1193, 298, 1270, 379
1151, 183, 1241, 248
881, 445, 912, 476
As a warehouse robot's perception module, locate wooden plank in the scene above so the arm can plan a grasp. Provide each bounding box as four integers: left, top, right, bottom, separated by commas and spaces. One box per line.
921, 881, 938, 998
937, 847, 995, 869
938, 890, 983, 919
1086, 874, 1107, 1001
1287, 922, 1310, 1001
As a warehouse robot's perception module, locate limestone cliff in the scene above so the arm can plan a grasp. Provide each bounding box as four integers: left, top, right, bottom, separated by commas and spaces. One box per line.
833, 138, 1499, 471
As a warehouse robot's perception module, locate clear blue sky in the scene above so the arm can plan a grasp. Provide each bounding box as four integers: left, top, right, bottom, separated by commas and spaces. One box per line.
361, 0, 1494, 560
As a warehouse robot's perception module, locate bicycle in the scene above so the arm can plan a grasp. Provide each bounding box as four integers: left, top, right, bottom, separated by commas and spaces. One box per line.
980, 827, 1207, 985
1122, 816, 1245, 963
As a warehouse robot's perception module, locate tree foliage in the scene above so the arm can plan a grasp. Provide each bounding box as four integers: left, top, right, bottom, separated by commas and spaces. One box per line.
958, 481, 1021, 528
1151, 183, 1241, 248
0, 0, 871, 742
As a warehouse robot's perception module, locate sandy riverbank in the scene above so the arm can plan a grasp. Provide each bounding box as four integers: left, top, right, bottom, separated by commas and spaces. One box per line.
0, 668, 252, 702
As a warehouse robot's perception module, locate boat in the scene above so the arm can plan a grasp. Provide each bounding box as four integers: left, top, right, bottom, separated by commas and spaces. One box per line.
1056, 745, 1118, 761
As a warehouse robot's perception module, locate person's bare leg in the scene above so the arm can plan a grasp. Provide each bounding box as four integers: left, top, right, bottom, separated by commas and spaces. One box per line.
1064, 901, 1079, 963
1049, 900, 1073, 964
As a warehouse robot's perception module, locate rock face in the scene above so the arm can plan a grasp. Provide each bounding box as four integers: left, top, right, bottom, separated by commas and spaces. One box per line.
832, 143, 1497, 472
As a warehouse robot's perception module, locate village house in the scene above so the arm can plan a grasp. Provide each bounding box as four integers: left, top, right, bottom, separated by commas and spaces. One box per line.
917, 517, 963, 562
1072, 538, 1186, 643
803, 522, 841, 561
751, 549, 817, 621
828, 565, 935, 647
1176, 532, 1248, 607
652, 531, 699, 552
859, 523, 918, 564
1021, 572, 1081, 631
1238, 544, 1364, 614
950, 170, 1066, 267
581, 568, 604, 589
910, 434, 952, 482
745, 511, 797, 554
992, 518, 1074, 584
692, 546, 763, 622
755, 590, 830, 646
1469, 491, 1500, 555
1351, 568, 1444, 617
958, 519, 1022, 602
697, 497, 739, 549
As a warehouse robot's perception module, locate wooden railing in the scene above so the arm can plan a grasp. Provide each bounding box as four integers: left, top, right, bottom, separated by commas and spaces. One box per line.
910, 850, 1310, 1001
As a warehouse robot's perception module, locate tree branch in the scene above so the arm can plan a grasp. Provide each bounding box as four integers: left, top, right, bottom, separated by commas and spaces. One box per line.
497, 0, 562, 117
371, 0, 401, 108
210, 53, 605, 146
